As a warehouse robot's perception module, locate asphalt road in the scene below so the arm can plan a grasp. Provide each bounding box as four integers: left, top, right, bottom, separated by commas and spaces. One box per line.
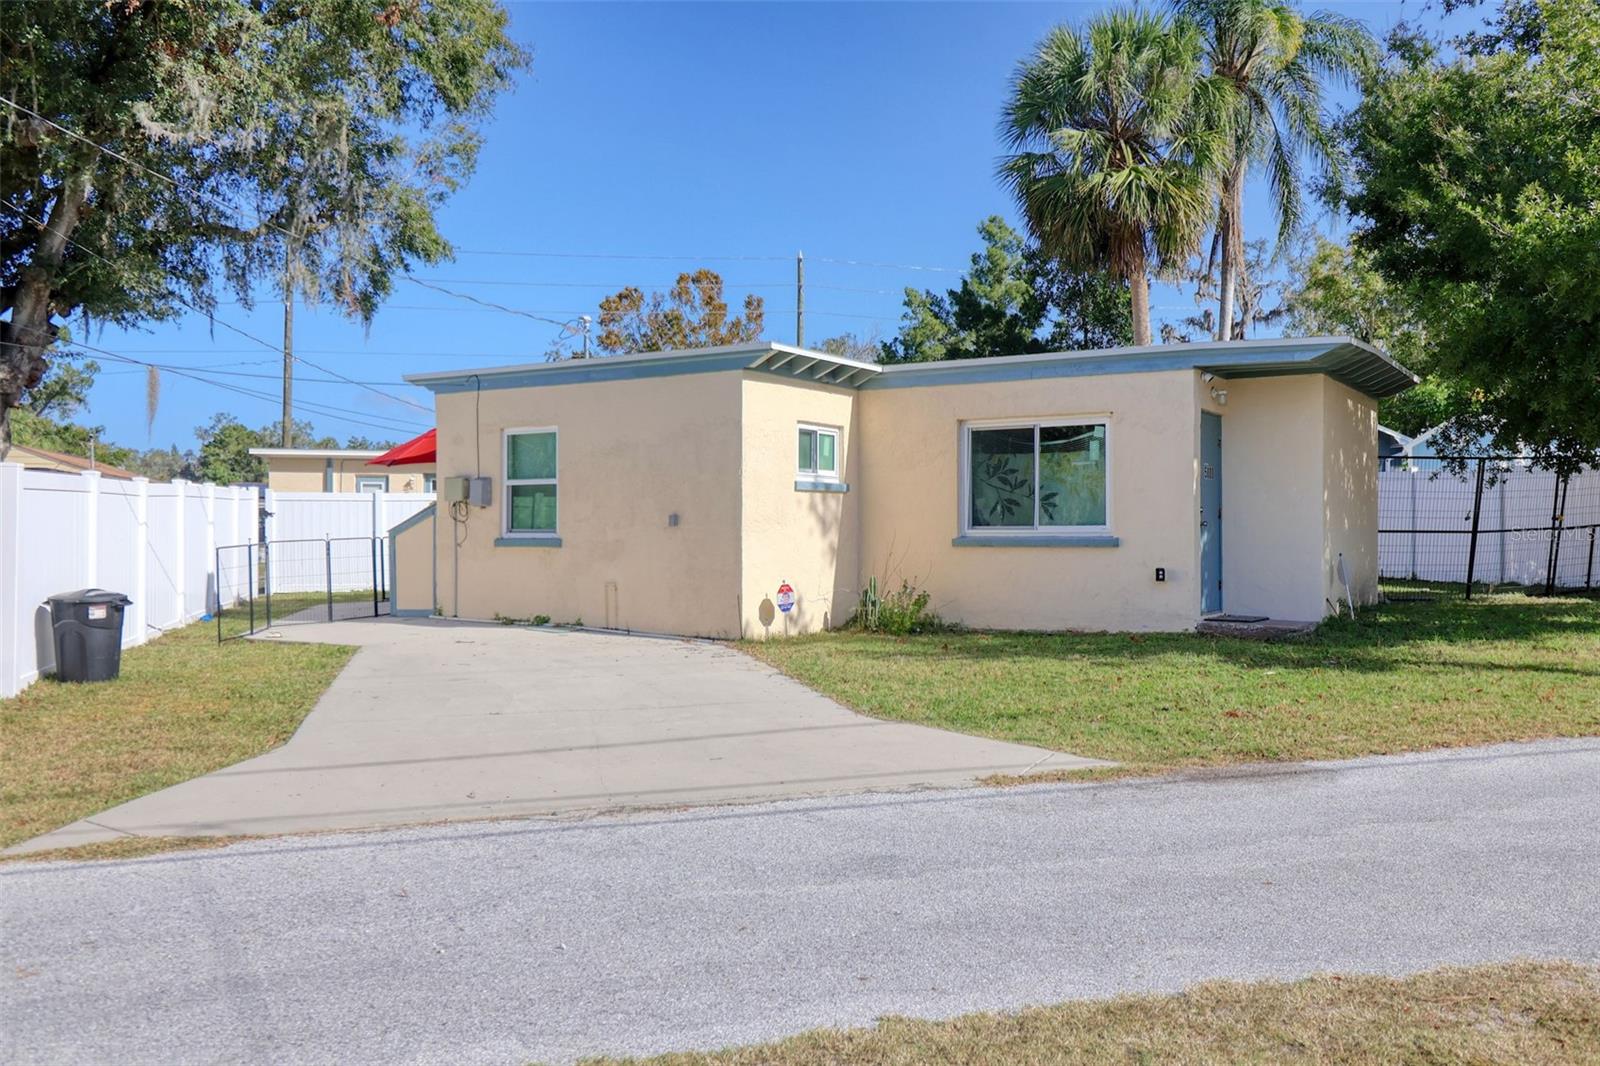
5, 738, 1598, 1066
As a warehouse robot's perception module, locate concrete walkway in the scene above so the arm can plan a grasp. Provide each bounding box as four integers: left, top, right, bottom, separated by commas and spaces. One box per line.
12, 618, 1103, 853
4, 738, 1596, 1065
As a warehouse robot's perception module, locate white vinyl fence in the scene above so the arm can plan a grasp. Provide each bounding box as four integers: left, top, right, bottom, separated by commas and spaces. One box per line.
1379, 462, 1600, 588
1, 466, 439, 697
260, 490, 434, 594
0, 464, 258, 698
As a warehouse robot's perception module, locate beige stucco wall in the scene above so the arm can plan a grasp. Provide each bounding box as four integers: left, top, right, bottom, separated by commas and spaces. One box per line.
423, 360, 1385, 636
738, 376, 860, 638
1322, 378, 1380, 610
1201, 374, 1379, 622
433, 371, 745, 636
390, 507, 436, 614
855, 369, 1201, 632
262, 456, 435, 493
1207, 375, 1328, 621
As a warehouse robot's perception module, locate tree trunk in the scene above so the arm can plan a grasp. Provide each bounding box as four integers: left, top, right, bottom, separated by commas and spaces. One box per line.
1216, 167, 1243, 342
0, 171, 92, 459
1129, 258, 1151, 347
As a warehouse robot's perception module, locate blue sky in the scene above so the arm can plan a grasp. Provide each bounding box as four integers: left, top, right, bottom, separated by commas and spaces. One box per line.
79, 0, 1470, 453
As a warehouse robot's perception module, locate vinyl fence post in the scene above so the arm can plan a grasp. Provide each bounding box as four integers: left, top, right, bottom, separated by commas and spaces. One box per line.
0, 463, 23, 698
81, 469, 100, 590
173, 480, 188, 620
325, 535, 334, 622
1464, 457, 1486, 600
131, 477, 149, 647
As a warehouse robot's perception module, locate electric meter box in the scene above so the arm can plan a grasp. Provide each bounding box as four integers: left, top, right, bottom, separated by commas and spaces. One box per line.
441, 476, 471, 503
468, 477, 493, 508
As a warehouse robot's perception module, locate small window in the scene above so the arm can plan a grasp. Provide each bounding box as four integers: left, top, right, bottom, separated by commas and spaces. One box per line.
423, 473, 437, 493
504, 428, 557, 536
355, 475, 388, 493
965, 421, 1108, 533
797, 425, 839, 479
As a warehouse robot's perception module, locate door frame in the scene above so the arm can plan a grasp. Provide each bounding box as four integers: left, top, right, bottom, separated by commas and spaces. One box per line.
1200, 410, 1223, 615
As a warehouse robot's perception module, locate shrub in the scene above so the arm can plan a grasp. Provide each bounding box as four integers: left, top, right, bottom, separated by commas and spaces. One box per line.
856, 576, 943, 635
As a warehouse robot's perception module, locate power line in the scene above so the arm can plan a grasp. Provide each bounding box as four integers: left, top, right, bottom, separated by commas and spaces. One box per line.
454, 248, 793, 263
69, 338, 431, 435
408, 276, 792, 289
1, 195, 434, 415
402, 277, 582, 331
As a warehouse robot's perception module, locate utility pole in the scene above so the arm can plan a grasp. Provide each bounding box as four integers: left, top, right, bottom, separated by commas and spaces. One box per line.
580, 314, 591, 358
281, 242, 294, 447
795, 250, 805, 348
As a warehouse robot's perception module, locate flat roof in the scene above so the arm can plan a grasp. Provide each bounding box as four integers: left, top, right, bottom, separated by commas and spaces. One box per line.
249, 448, 387, 460
870, 336, 1419, 398
405, 342, 881, 394
404, 336, 1417, 400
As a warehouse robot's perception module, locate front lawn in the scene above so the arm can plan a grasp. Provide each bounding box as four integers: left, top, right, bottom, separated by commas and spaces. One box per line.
745, 594, 1600, 772
0, 619, 353, 852
588, 961, 1600, 1066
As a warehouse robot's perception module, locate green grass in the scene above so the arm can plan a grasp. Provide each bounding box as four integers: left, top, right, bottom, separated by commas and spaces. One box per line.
216, 588, 386, 639
585, 961, 1600, 1066
744, 594, 1600, 772
0, 618, 353, 851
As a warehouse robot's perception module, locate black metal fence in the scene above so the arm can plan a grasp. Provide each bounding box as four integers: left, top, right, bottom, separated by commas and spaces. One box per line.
215, 536, 390, 640
1379, 457, 1600, 599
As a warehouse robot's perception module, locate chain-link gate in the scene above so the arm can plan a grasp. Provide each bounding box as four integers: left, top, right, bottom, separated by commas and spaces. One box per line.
1379, 457, 1600, 600
215, 536, 391, 640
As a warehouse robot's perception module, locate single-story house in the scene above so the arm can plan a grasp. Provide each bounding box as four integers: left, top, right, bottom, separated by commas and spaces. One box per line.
9, 445, 138, 480
250, 447, 436, 494
391, 336, 1416, 637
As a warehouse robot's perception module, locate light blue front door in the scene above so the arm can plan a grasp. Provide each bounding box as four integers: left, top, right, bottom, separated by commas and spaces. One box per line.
1200, 411, 1223, 614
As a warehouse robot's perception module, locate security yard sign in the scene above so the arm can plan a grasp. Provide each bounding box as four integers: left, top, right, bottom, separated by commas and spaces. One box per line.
776, 581, 795, 614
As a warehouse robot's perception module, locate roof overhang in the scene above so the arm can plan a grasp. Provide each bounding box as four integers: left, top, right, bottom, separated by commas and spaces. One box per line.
404, 342, 882, 394
867, 337, 1418, 398
400, 336, 1416, 400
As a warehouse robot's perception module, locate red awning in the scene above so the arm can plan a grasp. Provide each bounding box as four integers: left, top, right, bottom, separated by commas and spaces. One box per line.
370, 428, 436, 467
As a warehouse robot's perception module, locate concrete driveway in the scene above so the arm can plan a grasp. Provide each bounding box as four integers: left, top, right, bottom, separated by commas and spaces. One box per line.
14, 618, 1103, 853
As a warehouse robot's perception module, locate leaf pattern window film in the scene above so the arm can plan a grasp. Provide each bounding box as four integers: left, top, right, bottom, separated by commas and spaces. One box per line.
969, 427, 1037, 528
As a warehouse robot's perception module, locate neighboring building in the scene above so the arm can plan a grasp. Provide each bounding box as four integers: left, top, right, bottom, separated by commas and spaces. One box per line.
1377, 425, 1410, 470
249, 447, 436, 493
395, 337, 1416, 636
9, 445, 138, 480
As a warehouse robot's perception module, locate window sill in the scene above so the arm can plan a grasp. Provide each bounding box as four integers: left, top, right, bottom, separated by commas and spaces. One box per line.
494, 536, 562, 548
795, 479, 848, 494
952, 534, 1119, 548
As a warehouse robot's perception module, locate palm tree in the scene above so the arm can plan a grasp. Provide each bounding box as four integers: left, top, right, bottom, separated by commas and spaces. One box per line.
1178, 0, 1375, 339
999, 10, 1230, 346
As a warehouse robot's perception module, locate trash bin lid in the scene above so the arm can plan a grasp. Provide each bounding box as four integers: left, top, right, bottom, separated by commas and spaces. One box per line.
47, 588, 133, 606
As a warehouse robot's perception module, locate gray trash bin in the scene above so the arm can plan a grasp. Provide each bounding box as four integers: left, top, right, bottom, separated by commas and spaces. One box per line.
47, 589, 133, 683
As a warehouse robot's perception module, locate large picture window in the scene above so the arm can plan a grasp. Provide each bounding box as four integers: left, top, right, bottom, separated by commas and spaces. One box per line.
504, 428, 558, 536
965, 421, 1109, 533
